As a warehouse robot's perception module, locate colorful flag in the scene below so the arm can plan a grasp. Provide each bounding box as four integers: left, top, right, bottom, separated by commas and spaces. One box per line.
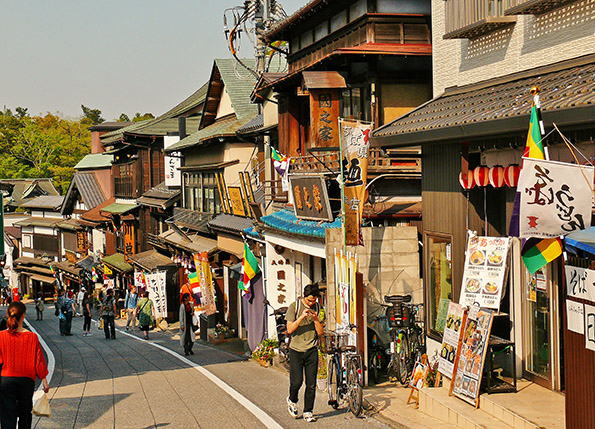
91, 266, 99, 282
521, 237, 563, 274
271, 147, 289, 177
238, 243, 260, 296
516, 91, 562, 273
188, 270, 199, 284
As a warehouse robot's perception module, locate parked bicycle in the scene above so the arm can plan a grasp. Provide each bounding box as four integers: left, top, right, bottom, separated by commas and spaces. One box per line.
322, 324, 363, 417
264, 300, 290, 370
367, 322, 388, 385
383, 294, 425, 386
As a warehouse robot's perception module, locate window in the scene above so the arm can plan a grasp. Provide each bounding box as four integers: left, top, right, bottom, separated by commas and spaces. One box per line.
425, 233, 453, 337
184, 171, 221, 214
330, 11, 347, 32
300, 29, 313, 49
349, 0, 367, 20
340, 86, 372, 122
314, 21, 328, 42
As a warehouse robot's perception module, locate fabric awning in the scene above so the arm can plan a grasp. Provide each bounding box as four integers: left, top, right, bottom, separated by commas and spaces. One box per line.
101, 202, 139, 215
565, 227, 595, 255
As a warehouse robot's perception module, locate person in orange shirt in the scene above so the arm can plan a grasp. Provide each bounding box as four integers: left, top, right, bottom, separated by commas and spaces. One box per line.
0, 302, 50, 429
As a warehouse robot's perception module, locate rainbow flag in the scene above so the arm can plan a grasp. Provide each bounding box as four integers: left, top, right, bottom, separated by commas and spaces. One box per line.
271, 147, 289, 177
188, 271, 199, 284
238, 243, 260, 296
91, 266, 99, 282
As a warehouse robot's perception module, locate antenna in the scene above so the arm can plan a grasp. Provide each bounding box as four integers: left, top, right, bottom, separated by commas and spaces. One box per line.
223, 0, 288, 78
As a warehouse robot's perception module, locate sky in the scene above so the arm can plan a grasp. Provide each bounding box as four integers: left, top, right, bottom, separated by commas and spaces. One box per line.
0, 0, 305, 121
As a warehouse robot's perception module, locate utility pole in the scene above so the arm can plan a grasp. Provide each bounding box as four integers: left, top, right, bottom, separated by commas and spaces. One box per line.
254, 0, 270, 75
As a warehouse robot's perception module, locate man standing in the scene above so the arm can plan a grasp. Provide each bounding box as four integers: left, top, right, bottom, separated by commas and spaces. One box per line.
100, 288, 117, 340
76, 287, 85, 314
124, 286, 139, 331
285, 284, 324, 423
55, 289, 75, 336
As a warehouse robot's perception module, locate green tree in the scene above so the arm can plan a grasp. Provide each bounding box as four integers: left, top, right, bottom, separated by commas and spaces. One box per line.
118, 113, 131, 122
81, 105, 105, 125
133, 112, 155, 122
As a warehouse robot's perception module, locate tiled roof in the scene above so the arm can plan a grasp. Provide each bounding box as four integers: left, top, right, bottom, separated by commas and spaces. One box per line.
260, 208, 341, 239
62, 172, 107, 215
236, 114, 264, 134
158, 229, 217, 254
101, 202, 138, 215
127, 116, 202, 137
55, 218, 80, 231
215, 58, 259, 123
164, 115, 247, 153
137, 182, 180, 209
102, 253, 133, 273
53, 260, 81, 277
128, 249, 175, 271
81, 198, 115, 223
372, 54, 595, 146
74, 153, 113, 170
100, 120, 152, 146
14, 217, 62, 228
171, 207, 212, 232
21, 195, 64, 210
208, 213, 255, 235
0, 179, 60, 208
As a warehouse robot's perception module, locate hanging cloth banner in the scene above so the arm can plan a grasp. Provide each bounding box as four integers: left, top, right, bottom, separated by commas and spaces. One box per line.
146, 271, 168, 319
194, 252, 217, 316
518, 158, 593, 239
339, 118, 373, 246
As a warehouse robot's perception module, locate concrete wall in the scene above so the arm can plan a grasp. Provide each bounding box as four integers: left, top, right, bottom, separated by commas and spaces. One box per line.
432, 0, 595, 95
325, 226, 421, 329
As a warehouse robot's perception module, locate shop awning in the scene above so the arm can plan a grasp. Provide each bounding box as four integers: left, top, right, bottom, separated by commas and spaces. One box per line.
565, 227, 595, 255
128, 249, 176, 272
158, 229, 217, 254
29, 274, 56, 284
259, 207, 341, 240
101, 202, 139, 215
208, 213, 255, 235
102, 253, 133, 273
371, 54, 595, 147
52, 260, 81, 277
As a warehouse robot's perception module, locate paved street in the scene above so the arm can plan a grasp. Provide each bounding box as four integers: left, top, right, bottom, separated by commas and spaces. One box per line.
25, 304, 387, 429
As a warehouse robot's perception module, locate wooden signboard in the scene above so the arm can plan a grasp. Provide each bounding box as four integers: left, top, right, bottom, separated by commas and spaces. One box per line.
239, 172, 253, 218
310, 89, 340, 148
123, 222, 135, 263
289, 175, 333, 221
76, 231, 87, 252
228, 186, 246, 217
451, 306, 494, 408
215, 172, 230, 214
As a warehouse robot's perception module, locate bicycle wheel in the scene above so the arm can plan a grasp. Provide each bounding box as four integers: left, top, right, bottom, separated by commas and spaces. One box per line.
347, 358, 363, 417
368, 351, 380, 385
327, 356, 340, 409
396, 333, 410, 386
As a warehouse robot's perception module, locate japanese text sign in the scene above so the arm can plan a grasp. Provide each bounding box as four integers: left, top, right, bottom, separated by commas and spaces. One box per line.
438, 301, 465, 379
123, 221, 135, 263
146, 271, 167, 319
289, 175, 333, 221
310, 89, 340, 147
565, 265, 595, 303
164, 136, 181, 187
584, 303, 595, 352
519, 158, 593, 239
460, 236, 511, 309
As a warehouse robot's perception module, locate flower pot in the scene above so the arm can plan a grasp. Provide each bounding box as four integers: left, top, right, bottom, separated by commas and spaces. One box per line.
217, 333, 225, 341
317, 378, 328, 392
258, 358, 271, 368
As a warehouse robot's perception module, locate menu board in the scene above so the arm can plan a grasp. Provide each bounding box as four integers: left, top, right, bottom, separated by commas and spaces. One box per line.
409, 361, 428, 390
438, 302, 465, 379
459, 236, 511, 309
452, 306, 494, 407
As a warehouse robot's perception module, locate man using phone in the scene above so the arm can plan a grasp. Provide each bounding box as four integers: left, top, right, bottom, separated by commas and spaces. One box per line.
285, 283, 324, 423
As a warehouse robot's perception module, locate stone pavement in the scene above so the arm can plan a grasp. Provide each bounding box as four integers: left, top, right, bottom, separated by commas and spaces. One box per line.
25, 304, 394, 429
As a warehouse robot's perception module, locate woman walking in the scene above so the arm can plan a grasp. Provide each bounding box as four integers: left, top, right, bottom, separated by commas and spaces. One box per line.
136, 291, 155, 340
179, 293, 195, 356
0, 302, 50, 428
82, 292, 92, 337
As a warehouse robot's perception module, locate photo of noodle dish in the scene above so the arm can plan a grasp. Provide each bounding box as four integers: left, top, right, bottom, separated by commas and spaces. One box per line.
470, 250, 485, 265
466, 278, 481, 293
483, 281, 499, 295
487, 250, 503, 265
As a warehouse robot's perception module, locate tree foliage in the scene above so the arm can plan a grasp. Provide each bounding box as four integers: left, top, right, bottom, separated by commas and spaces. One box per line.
0, 108, 91, 194
81, 104, 105, 125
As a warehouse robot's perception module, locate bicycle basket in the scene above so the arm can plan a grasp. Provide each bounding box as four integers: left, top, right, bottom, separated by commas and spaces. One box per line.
320, 332, 349, 354
387, 304, 412, 328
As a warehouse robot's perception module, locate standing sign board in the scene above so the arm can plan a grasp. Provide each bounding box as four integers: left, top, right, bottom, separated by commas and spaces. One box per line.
518, 158, 593, 239
460, 236, 511, 309
452, 306, 494, 407
438, 302, 466, 379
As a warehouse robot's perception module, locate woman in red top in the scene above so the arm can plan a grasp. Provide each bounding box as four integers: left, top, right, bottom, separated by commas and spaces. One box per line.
0, 302, 50, 429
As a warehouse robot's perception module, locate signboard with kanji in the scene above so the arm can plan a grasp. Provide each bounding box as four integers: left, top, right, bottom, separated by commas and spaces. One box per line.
310, 89, 340, 148
289, 175, 333, 221
228, 186, 246, 217
123, 222, 135, 263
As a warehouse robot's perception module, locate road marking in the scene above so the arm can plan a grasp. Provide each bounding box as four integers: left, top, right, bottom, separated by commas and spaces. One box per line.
26, 318, 56, 391
119, 328, 283, 429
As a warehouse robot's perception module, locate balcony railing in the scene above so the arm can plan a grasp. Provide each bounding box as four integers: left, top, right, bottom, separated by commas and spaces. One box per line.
504, 0, 578, 15
114, 177, 134, 198
444, 0, 516, 39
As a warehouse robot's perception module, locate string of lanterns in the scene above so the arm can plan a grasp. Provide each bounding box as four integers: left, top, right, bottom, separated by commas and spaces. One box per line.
459, 165, 520, 190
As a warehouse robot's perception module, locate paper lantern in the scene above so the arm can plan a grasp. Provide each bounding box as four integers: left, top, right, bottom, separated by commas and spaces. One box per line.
473, 166, 490, 187
459, 171, 475, 190
504, 165, 521, 187
488, 165, 505, 188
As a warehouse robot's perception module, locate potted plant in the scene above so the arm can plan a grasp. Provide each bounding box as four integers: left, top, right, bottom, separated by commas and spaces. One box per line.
214, 323, 233, 340
252, 338, 279, 367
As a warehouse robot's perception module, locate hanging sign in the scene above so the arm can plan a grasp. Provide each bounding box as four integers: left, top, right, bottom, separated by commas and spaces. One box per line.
310, 89, 340, 148
104, 265, 113, 276
289, 175, 333, 221
227, 186, 247, 217
340, 118, 373, 246
584, 303, 595, 352
265, 242, 294, 309
146, 271, 168, 319
565, 265, 595, 303
123, 221, 135, 263
566, 300, 584, 335
194, 252, 217, 315
459, 236, 511, 309
104, 277, 115, 288
76, 231, 87, 252
438, 302, 466, 379
518, 158, 593, 239
164, 136, 181, 187
452, 306, 494, 407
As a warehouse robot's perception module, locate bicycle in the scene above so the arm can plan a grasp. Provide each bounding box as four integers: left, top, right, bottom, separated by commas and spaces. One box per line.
383, 295, 425, 386
322, 324, 363, 417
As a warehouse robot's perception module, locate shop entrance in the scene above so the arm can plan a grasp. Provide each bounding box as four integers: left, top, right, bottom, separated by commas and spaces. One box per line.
522, 264, 562, 390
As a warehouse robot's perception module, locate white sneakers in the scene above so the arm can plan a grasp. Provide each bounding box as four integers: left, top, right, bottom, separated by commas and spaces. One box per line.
286, 397, 317, 422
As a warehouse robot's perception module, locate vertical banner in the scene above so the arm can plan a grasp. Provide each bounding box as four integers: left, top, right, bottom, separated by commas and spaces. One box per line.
339, 118, 373, 246
194, 252, 217, 316
164, 136, 181, 187
146, 271, 168, 319
123, 221, 135, 263
310, 89, 340, 148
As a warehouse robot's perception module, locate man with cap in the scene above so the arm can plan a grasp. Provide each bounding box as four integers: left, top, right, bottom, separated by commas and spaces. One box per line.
76, 287, 86, 315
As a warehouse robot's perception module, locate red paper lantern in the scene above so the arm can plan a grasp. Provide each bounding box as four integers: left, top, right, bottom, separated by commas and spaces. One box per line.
459, 171, 475, 189
488, 165, 505, 188
504, 165, 521, 187
473, 166, 490, 187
